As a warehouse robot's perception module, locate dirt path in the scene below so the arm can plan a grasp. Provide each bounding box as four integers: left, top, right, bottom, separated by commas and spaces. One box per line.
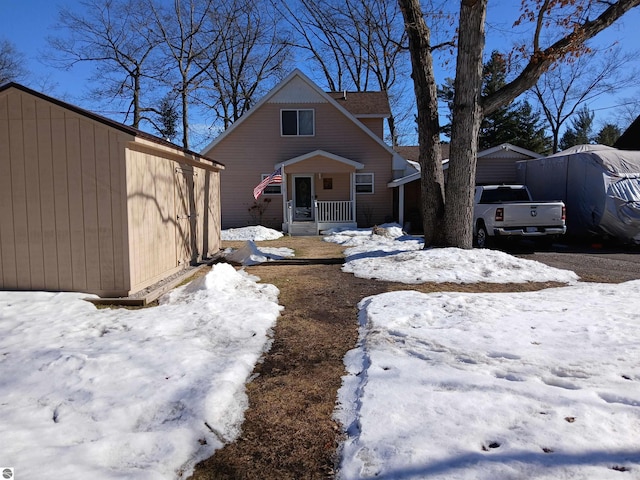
189, 237, 569, 479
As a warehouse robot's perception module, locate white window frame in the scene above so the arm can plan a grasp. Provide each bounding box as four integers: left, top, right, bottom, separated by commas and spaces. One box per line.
281, 109, 315, 136
260, 173, 282, 195
355, 173, 374, 194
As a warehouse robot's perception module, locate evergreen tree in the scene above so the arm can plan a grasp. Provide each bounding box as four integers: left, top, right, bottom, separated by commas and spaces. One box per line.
595, 123, 621, 146
510, 101, 551, 154
559, 105, 594, 150
439, 51, 550, 153
154, 95, 179, 141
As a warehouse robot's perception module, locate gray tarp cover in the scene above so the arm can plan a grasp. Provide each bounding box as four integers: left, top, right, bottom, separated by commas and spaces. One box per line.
516, 145, 640, 243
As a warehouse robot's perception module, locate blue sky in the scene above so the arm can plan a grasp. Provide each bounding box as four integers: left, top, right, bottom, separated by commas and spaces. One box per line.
2, 0, 640, 147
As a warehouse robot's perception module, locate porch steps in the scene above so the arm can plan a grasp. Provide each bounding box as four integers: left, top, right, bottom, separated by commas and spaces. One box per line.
288, 222, 318, 236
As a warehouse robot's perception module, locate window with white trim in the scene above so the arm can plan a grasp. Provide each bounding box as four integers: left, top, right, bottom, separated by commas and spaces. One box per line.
281, 109, 314, 136
260, 173, 282, 194
355, 173, 374, 194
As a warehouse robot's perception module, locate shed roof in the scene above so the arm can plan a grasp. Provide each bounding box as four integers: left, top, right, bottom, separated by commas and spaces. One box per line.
0, 82, 224, 170
326, 91, 391, 117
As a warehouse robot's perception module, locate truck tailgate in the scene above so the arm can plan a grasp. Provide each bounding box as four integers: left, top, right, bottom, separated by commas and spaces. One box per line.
502, 203, 564, 226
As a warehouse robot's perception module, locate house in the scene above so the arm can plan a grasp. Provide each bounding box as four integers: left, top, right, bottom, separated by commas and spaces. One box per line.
0, 82, 224, 299
388, 143, 542, 232
201, 69, 407, 235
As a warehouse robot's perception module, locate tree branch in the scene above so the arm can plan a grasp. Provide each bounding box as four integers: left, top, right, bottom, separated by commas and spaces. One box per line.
482, 0, 640, 116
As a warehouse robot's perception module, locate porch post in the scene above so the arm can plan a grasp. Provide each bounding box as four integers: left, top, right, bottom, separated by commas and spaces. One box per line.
281, 166, 287, 230
398, 184, 405, 228
351, 171, 357, 224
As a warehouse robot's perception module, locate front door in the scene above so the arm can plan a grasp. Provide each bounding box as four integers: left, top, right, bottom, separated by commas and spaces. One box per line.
293, 175, 314, 221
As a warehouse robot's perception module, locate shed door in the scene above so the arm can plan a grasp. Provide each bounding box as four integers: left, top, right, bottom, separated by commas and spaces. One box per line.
175, 166, 197, 266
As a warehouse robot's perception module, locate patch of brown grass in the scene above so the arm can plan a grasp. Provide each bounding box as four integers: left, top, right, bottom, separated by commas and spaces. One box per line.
190, 236, 571, 479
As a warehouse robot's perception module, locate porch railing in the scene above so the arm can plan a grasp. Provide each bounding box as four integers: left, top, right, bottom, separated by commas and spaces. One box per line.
315, 200, 354, 223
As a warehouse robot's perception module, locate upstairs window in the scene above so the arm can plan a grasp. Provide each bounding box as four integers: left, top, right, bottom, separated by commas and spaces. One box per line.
281, 109, 314, 136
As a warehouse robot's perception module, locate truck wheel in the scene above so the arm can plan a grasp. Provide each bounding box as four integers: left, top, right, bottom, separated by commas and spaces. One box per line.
475, 225, 490, 248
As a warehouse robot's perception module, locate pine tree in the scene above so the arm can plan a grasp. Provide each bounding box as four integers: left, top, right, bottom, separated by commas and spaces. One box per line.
155, 95, 179, 142
440, 52, 551, 153
594, 123, 621, 146
559, 105, 594, 150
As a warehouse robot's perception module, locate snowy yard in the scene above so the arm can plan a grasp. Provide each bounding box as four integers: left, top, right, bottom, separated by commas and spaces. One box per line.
325, 227, 640, 479
0, 264, 281, 479
0, 225, 638, 479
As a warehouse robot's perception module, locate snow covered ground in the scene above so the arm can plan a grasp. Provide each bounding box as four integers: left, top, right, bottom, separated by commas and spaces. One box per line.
326, 226, 578, 284
1, 225, 638, 479
0, 264, 281, 479
223, 240, 294, 266
221, 225, 284, 241
324, 227, 640, 479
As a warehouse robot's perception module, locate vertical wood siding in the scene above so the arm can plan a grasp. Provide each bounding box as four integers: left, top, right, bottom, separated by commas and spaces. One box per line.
125, 149, 182, 292
1, 87, 222, 297
125, 149, 222, 293
0, 89, 131, 296
194, 168, 221, 260
208, 102, 394, 228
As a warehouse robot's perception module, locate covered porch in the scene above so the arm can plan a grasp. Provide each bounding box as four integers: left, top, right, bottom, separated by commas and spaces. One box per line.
279, 150, 364, 235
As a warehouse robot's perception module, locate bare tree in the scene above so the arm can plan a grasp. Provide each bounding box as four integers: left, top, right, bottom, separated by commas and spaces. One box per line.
147, 0, 228, 149
533, 46, 637, 152
399, 0, 640, 248
200, 0, 291, 130
279, 0, 410, 145
0, 39, 29, 84
397, 0, 446, 246
613, 95, 640, 128
48, 0, 161, 128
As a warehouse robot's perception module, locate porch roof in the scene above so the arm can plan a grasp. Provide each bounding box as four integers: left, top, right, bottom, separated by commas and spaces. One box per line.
277, 149, 365, 170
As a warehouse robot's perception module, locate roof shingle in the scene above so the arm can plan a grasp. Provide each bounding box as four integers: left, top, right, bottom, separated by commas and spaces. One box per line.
327, 91, 391, 117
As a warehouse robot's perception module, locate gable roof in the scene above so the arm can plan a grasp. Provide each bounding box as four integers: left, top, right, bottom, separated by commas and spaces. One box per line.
326, 91, 391, 117
615, 114, 640, 150
477, 143, 542, 159
0, 82, 224, 169
278, 149, 365, 169
200, 69, 404, 165
387, 142, 538, 188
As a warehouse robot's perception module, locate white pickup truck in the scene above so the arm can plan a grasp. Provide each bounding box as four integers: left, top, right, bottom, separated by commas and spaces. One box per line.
473, 185, 566, 248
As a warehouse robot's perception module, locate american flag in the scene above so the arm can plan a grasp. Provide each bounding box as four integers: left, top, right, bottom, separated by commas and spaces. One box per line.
253, 167, 282, 199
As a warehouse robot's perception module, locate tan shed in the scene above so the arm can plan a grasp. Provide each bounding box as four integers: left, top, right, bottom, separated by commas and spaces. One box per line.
0, 83, 224, 298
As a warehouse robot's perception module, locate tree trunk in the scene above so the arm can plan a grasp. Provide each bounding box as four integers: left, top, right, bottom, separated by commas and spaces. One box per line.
398, 0, 445, 247
181, 84, 189, 149
132, 72, 141, 129
444, 0, 487, 248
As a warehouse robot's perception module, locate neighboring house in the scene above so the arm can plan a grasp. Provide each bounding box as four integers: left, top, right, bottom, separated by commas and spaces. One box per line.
388, 143, 542, 232
201, 69, 407, 235
0, 82, 224, 298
